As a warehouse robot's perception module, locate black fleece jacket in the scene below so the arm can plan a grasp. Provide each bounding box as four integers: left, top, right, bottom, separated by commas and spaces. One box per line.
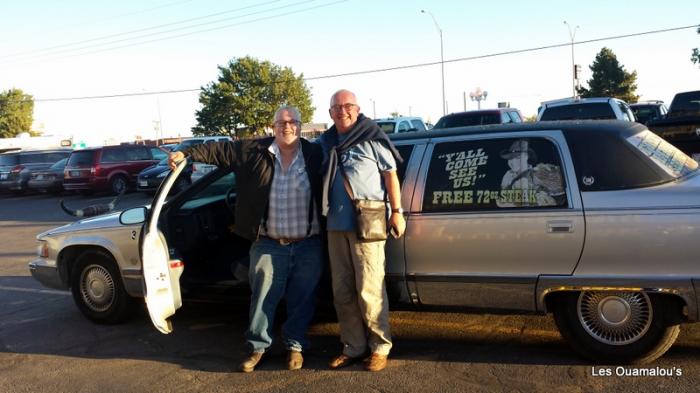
183, 137, 324, 241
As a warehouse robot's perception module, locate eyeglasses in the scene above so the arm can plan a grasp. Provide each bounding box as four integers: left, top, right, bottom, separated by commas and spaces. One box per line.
274, 120, 300, 128
330, 103, 358, 113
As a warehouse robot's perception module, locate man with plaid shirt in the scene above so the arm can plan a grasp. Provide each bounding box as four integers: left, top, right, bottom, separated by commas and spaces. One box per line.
168, 106, 324, 373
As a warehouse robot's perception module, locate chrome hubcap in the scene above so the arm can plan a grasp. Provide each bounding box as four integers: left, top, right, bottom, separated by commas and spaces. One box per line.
577, 291, 652, 345
80, 264, 115, 312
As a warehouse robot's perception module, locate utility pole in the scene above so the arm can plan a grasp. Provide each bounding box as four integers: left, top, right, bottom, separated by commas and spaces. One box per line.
564, 21, 579, 98
421, 9, 446, 116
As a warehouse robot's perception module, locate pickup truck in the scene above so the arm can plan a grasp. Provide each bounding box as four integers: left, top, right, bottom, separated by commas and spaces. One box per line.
29, 121, 700, 364
647, 90, 700, 161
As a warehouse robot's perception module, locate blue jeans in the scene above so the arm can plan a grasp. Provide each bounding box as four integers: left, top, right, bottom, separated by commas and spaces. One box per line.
245, 236, 323, 353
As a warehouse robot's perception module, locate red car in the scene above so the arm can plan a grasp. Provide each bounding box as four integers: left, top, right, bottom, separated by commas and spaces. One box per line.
63, 145, 167, 194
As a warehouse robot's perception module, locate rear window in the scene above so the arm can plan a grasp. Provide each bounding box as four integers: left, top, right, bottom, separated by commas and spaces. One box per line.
67, 151, 95, 167
0, 153, 19, 166
435, 113, 501, 128
541, 103, 616, 121
376, 122, 396, 133
50, 158, 68, 169
669, 91, 700, 117
626, 130, 698, 178
19, 152, 69, 164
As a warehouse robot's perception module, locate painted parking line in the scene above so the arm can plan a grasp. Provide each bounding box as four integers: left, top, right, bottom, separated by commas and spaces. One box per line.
0, 285, 70, 296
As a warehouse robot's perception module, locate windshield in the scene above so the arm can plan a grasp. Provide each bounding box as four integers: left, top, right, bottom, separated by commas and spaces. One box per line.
626, 130, 698, 178
668, 91, 700, 117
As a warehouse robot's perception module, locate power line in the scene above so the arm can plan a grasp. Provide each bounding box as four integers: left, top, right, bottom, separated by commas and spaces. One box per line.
30, 23, 699, 103
0, 0, 289, 63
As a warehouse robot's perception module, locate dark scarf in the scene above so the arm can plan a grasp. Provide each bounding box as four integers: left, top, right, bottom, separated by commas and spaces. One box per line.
320, 114, 403, 215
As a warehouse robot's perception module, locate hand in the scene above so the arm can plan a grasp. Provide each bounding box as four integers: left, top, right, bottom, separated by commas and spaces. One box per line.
168, 151, 185, 171
389, 211, 406, 238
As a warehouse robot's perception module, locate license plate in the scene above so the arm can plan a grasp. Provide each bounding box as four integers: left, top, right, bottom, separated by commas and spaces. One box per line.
139, 180, 148, 187
70, 171, 81, 177
0, 173, 6, 180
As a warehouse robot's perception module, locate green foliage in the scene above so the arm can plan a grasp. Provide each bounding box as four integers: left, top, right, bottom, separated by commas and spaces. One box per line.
577, 47, 639, 103
691, 27, 700, 67
192, 56, 314, 137
0, 88, 34, 138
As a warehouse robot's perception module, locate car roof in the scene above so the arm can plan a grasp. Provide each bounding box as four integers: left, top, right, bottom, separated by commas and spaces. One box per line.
388, 120, 645, 142
541, 97, 624, 107
376, 117, 423, 122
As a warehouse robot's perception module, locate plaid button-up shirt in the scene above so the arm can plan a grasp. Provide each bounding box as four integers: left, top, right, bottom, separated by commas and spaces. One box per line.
262, 142, 320, 239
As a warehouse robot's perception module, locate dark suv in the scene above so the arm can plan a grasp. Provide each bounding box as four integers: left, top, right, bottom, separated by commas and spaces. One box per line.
0, 149, 72, 194
63, 145, 167, 194
434, 108, 523, 129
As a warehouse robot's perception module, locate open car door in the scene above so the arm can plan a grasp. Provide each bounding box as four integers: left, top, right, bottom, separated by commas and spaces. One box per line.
141, 159, 187, 334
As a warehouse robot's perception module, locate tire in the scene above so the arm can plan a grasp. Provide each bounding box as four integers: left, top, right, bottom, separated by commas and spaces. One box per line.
552, 291, 681, 364
70, 250, 136, 324
109, 175, 128, 195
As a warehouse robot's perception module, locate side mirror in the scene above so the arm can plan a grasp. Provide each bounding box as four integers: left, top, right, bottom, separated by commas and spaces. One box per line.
120, 207, 148, 225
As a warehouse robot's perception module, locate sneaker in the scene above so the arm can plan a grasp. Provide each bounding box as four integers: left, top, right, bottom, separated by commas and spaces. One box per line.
287, 350, 303, 370
364, 353, 388, 372
329, 353, 360, 369
239, 351, 264, 373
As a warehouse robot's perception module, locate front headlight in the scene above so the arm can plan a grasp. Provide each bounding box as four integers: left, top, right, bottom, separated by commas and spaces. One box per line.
37, 240, 49, 258
156, 170, 170, 178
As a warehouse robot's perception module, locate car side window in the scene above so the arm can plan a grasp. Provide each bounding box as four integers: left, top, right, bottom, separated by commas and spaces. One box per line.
398, 121, 411, 133
394, 144, 415, 184
126, 147, 151, 161
509, 111, 522, 123
618, 102, 633, 121
422, 137, 568, 213
500, 112, 512, 123
101, 148, 128, 163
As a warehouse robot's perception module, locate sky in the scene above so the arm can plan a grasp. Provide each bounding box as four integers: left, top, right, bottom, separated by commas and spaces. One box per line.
1, 0, 699, 145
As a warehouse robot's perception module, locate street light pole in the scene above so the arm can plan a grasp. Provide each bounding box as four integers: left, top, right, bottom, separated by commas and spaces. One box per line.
370, 98, 376, 119
421, 9, 446, 116
564, 21, 579, 98
469, 87, 488, 110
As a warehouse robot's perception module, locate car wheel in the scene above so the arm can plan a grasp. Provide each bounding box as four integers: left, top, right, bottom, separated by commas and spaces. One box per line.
70, 250, 136, 324
552, 291, 680, 364
109, 175, 128, 195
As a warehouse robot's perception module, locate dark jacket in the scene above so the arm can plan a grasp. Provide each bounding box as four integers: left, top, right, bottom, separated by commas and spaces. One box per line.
184, 137, 325, 241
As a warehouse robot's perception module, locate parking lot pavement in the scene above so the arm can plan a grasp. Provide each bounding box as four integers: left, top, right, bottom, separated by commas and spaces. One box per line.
2, 194, 700, 392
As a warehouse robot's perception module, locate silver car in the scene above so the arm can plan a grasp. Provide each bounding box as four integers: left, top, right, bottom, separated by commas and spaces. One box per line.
29, 121, 700, 364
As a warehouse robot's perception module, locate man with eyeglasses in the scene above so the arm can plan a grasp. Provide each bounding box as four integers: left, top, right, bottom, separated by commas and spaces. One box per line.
168, 106, 325, 372
318, 89, 405, 372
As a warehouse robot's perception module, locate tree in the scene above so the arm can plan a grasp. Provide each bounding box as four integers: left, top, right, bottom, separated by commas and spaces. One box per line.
577, 47, 639, 103
193, 56, 314, 137
691, 27, 700, 68
0, 88, 34, 138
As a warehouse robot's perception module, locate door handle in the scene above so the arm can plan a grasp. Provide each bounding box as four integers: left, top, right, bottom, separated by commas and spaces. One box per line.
547, 220, 573, 233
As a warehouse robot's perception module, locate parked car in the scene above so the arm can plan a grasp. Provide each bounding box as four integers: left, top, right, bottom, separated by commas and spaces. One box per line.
137, 157, 192, 194
434, 108, 523, 129
537, 97, 635, 121
630, 101, 667, 125
646, 90, 700, 162
27, 157, 69, 194
63, 144, 167, 195
174, 136, 233, 182
375, 116, 427, 134
0, 148, 72, 194
29, 121, 700, 364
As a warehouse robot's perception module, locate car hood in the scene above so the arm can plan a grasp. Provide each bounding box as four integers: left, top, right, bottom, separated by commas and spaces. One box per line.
38, 206, 152, 238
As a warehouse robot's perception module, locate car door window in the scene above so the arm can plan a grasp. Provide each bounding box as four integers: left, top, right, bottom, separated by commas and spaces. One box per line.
101, 148, 128, 163
181, 172, 236, 210
422, 137, 568, 212
410, 120, 426, 131
394, 144, 414, 184
398, 121, 411, 133
509, 111, 522, 123
126, 147, 151, 161
500, 112, 512, 123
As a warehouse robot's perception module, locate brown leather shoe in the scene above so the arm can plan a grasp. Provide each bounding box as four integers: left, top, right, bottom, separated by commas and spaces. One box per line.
239, 351, 264, 373
287, 350, 303, 370
329, 353, 360, 369
365, 353, 388, 372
